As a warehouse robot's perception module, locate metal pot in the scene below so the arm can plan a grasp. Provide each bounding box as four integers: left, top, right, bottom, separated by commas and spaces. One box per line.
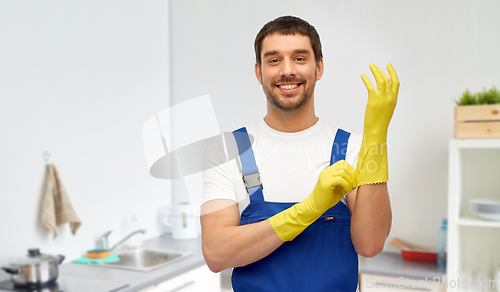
1, 248, 65, 287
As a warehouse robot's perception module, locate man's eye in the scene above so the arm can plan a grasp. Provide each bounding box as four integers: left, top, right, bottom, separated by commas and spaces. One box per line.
296, 57, 305, 61
269, 59, 278, 63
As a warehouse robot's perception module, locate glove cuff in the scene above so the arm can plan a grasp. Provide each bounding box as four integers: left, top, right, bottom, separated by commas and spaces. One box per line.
355, 139, 389, 186
269, 201, 321, 242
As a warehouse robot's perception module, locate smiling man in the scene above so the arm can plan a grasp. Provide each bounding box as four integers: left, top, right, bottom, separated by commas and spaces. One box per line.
200, 16, 398, 291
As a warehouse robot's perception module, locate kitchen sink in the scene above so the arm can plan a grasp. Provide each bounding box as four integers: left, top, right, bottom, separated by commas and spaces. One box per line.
95, 248, 192, 272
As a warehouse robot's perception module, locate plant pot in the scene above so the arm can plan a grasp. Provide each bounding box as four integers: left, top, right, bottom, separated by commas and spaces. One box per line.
455, 104, 500, 139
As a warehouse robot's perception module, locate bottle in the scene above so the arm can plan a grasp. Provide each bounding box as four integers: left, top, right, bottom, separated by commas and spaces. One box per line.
437, 218, 448, 268
124, 214, 143, 248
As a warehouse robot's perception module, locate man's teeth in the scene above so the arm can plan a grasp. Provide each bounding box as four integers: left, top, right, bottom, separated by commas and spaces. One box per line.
279, 84, 299, 90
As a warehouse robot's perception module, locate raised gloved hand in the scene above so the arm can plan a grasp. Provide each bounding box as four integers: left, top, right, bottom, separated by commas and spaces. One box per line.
356, 63, 399, 186
269, 160, 356, 241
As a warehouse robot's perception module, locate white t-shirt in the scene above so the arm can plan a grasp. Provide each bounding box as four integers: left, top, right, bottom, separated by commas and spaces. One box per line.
201, 118, 362, 215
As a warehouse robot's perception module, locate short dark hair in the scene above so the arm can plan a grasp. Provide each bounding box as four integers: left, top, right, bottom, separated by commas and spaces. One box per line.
254, 16, 323, 66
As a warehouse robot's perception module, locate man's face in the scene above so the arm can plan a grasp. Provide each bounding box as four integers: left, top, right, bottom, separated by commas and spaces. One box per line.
255, 33, 324, 112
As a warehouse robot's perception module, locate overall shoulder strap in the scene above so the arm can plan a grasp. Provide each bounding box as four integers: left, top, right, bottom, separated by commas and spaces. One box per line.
330, 128, 351, 165
233, 127, 264, 202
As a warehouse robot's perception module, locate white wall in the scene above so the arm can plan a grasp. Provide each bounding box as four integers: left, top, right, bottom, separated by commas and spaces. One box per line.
170, 0, 500, 251
0, 1, 171, 265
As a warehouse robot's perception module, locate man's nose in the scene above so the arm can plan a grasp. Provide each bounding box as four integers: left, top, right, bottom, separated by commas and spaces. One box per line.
280, 59, 295, 77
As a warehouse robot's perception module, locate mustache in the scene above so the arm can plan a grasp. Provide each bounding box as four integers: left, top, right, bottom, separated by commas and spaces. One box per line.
272, 77, 305, 85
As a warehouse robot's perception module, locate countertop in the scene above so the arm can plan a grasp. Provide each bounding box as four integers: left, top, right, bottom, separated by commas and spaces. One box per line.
0, 235, 206, 292
359, 251, 446, 279
61, 235, 206, 292
0, 241, 443, 291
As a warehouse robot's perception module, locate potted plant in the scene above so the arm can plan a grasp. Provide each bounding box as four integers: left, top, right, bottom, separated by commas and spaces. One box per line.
454, 87, 500, 139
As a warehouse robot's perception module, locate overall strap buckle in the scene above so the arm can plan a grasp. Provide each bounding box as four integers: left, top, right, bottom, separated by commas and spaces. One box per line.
242, 172, 263, 193
233, 127, 264, 201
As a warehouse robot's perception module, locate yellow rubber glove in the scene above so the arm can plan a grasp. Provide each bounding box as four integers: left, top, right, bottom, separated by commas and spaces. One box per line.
356, 63, 399, 186
269, 160, 356, 241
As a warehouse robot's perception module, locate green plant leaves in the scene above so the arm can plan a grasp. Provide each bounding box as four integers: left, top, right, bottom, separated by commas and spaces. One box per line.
455, 87, 500, 105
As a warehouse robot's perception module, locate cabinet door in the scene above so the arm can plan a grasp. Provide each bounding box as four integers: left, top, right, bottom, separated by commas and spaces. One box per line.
360, 273, 446, 292
142, 265, 220, 292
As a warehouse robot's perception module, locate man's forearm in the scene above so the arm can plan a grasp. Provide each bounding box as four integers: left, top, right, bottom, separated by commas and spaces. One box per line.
350, 182, 392, 257
201, 201, 283, 273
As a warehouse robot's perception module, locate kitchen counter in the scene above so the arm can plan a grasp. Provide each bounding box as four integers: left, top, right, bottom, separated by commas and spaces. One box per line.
2, 242, 441, 291
359, 251, 446, 279
0, 236, 207, 292
60, 235, 207, 292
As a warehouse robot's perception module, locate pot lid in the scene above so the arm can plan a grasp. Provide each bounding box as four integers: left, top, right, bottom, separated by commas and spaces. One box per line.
10, 248, 58, 265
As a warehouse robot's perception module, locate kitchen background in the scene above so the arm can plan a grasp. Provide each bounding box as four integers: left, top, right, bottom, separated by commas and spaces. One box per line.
1, 0, 500, 273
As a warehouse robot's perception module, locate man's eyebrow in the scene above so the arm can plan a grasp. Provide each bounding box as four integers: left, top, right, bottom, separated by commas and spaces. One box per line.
263, 49, 312, 59
263, 50, 279, 59
293, 49, 311, 55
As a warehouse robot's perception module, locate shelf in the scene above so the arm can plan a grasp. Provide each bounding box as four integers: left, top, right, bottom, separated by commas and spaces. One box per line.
449, 139, 500, 149
448, 138, 500, 291
457, 216, 500, 228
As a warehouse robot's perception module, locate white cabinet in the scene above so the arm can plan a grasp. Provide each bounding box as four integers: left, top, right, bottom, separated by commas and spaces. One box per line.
448, 139, 500, 292
140, 264, 220, 292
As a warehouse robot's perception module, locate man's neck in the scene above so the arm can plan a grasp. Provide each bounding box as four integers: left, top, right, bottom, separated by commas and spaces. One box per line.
263, 101, 319, 133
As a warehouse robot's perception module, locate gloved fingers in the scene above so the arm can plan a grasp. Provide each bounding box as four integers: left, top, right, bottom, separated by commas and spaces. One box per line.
346, 164, 357, 183
330, 161, 356, 178
361, 73, 375, 94
387, 63, 400, 95
369, 63, 386, 92
376, 67, 391, 93
329, 160, 356, 187
330, 176, 354, 194
329, 160, 355, 174
331, 169, 355, 190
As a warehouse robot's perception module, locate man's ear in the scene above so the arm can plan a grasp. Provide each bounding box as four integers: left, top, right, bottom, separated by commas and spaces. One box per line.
255, 62, 263, 85
316, 58, 324, 81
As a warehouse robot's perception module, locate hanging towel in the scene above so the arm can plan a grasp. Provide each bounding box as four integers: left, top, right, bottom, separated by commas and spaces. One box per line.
41, 163, 81, 239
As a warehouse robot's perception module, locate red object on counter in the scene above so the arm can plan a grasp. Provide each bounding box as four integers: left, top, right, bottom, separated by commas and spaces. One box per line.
401, 249, 438, 263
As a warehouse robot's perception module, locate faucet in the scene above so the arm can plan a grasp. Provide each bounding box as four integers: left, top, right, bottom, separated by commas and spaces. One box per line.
96, 229, 147, 251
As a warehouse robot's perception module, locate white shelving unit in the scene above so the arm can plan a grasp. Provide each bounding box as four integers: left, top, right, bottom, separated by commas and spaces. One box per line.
448, 139, 500, 291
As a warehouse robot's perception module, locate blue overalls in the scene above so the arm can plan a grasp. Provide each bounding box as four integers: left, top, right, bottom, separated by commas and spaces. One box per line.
231, 127, 358, 292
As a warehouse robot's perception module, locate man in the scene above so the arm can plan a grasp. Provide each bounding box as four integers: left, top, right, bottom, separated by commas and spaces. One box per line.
201, 16, 398, 291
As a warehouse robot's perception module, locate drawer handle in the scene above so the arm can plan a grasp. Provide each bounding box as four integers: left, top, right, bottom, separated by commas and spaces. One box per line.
166, 280, 195, 292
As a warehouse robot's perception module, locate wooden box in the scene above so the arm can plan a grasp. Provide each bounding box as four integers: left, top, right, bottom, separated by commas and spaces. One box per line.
455, 104, 500, 139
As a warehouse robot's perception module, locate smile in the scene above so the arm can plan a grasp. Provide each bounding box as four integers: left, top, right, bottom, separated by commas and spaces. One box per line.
279, 84, 298, 90
277, 83, 301, 93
